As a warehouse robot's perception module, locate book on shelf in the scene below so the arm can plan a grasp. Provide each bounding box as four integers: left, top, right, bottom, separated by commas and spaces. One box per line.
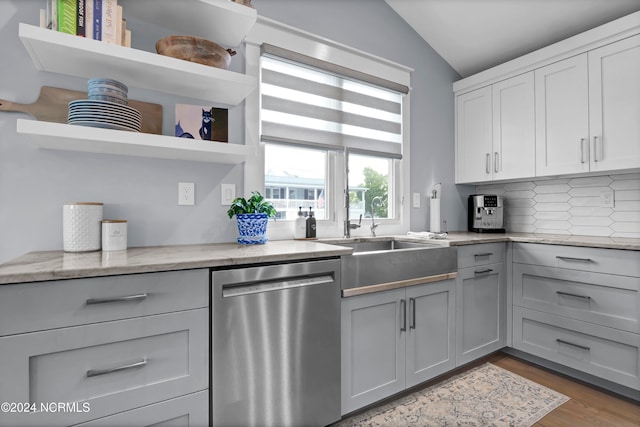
76, 0, 85, 36
42, 0, 131, 47
57, 0, 76, 35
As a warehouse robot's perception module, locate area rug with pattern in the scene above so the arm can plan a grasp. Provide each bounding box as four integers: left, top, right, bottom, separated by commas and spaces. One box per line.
335, 363, 570, 427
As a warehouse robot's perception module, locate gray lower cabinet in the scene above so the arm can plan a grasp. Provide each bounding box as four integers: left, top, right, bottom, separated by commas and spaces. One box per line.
0, 270, 209, 427
512, 243, 640, 391
341, 280, 455, 415
456, 244, 507, 366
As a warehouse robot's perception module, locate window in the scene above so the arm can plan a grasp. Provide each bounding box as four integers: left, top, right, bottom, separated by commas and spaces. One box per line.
244, 19, 411, 237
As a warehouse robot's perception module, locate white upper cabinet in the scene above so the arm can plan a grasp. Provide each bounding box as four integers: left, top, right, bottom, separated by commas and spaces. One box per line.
455, 11, 640, 183
492, 72, 535, 180
455, 72, 535, 184
535, 55, 590, 176
588, 34, 640, 173
456, 86, 493, 183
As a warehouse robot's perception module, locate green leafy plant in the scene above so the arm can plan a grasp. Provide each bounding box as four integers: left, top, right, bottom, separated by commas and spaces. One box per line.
227, 191, 277, 219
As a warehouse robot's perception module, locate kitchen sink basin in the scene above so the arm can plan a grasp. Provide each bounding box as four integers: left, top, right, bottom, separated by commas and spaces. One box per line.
339, 238, 457, 290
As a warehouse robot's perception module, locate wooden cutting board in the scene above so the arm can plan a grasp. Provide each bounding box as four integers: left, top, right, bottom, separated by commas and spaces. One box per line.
0, 86, 163, 134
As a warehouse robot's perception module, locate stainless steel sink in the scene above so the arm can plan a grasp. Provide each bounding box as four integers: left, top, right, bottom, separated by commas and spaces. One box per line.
339, 238, 457, 290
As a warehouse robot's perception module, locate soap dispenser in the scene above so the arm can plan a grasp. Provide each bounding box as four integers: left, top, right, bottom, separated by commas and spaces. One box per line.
294, 206, 306, 239
306, 207, 316, 238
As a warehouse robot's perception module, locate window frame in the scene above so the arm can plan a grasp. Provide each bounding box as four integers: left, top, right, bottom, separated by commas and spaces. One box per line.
244, 16, 412, 240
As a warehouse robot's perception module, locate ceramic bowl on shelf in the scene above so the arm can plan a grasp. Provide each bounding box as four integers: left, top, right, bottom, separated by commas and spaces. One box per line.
155, 35, 236, 69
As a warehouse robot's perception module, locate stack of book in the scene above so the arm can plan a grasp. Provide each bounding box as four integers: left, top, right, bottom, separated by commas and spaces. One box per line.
41, 0, 132, 47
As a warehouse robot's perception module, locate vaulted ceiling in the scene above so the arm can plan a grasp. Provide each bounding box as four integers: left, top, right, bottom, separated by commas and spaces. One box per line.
384, 0, 640, 78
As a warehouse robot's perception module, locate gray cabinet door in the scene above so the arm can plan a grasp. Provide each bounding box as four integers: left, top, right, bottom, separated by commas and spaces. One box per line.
456, 262, 506, 365
341, 288, 406, 415
406, 280, 456, 388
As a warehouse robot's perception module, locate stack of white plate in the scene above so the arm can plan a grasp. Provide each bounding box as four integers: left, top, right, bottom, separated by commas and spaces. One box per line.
88, 78, 128, 105
67, 99, 142, 132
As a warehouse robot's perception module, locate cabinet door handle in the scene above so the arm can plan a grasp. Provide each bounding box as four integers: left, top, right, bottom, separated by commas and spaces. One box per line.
409, 297, 416, 330
593, 136, 600, 162
400, 299, 406, 332
485, 153, 491, 174
86, 293, 148, 305
474, 268, 493, 275
556, 339, 590, 352
87, 358, 147, 378
556, 256, 592, 263
494, 152, 499, 173
474, 253, 493, 258
580, 138, 586, 164
556, 291, 591, 301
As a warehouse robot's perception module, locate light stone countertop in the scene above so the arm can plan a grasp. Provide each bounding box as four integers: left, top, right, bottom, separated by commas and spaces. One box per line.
320, 231, 640, 250
0, 240, 353, 285
1, 232, 638, 285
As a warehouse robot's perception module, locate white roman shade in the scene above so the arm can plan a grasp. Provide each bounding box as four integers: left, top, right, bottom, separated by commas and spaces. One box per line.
260, 44, 407, 159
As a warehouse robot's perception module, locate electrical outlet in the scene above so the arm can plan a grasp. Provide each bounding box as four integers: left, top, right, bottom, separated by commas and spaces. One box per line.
178, 182, 195, 206
221, 184, 236, 205
412, 192, 421, 208
600, 189, 614, 208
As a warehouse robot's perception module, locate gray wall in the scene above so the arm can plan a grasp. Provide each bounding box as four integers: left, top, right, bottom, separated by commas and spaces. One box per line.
0, 0, 465, 263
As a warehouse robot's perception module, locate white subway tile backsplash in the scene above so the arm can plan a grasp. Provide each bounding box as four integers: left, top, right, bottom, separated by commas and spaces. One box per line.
611, 179, 640, 190
534, 184, 572, 194
533, 193, 571, 203
569, 216, 614, 226
534, 211, 571, 220
477, 174, 640, 237
568, 176, 613, 187
615, 190, 640, 201
610, 211, 640, 222
568, 186, 611, 197
504, 181, 535, 191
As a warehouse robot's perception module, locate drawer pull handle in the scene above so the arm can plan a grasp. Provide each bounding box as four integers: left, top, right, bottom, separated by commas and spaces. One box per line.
474, 268, 493, 275
556, 256, 592, 263
556, 339, 590, 352
87, 358, 147, 378
86, 293, 148, 305
556, 291, 591, 301
474, 253, 493, 258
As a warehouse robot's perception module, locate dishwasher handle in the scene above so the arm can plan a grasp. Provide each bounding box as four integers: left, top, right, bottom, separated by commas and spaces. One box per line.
222, 274, 335, 298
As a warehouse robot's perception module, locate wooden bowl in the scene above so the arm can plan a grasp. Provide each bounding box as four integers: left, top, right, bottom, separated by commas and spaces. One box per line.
155, 35, 236, 69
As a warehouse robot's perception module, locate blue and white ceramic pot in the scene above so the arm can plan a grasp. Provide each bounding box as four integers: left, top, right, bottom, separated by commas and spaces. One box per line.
236, 213, 269, 244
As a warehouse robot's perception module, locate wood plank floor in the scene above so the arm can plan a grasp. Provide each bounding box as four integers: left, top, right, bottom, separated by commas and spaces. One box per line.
341, 352, 639, 426
480, 352, 639, 427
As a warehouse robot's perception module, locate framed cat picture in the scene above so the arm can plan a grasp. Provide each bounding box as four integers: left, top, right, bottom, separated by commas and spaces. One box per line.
175, 104, 228, 142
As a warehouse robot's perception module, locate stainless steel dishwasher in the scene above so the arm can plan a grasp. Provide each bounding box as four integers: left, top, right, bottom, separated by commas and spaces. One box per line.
211, 258, 341, 427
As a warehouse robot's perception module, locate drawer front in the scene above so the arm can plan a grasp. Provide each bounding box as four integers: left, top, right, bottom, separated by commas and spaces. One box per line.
513, 307, 640, 390
513, 264, 640, 333
0, 269, 208, 336
457, 243, 505, 268
0, 309, 208, 427
73, 390, 208, 427
513, 243, 640, 276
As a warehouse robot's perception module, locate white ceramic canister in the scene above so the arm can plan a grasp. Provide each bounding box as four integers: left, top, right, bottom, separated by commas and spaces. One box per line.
101, 220, 128, 251
63, 202, 104, 252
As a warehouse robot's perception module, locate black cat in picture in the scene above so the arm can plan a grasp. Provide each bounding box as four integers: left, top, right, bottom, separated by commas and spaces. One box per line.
175, 104, 228, 142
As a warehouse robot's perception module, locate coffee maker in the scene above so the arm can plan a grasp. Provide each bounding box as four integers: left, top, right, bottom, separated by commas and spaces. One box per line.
468, 194, 505, 233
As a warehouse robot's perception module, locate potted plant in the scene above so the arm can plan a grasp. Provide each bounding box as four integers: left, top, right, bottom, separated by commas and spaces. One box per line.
227, 191, 277, 244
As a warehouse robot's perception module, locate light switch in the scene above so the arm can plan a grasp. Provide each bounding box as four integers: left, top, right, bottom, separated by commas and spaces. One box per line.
600, 189, 614, 208
221, 184, 236, 205
412, 193, 421, 208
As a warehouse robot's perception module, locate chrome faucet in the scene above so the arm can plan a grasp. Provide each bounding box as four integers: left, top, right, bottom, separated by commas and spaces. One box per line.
344, 214, 362, 238
370, 196, 384, 237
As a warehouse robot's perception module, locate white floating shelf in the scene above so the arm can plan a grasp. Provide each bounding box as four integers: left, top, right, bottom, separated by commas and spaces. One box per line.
119, 0, 257, 47
18, 119, 255, 164
19, 24, 257, 106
